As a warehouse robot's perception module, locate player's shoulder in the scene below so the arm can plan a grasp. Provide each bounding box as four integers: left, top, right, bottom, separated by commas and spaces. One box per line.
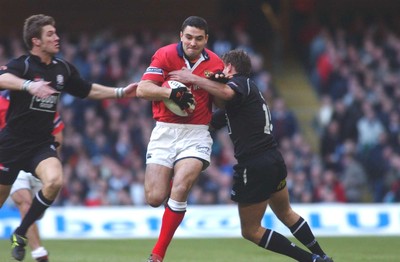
53, 56, 79, 75
53, 56, 74, 68
204, 48, 224, 67
3, 55, 29, 66
229, 75, 248, 85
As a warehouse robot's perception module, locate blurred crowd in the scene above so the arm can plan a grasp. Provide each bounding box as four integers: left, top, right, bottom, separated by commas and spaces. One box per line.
1, 13, 398, 207
308, 15, 400, 203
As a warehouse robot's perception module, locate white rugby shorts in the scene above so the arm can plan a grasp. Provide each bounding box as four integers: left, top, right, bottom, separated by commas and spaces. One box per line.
146, 122, 213, 168
10, 170, 43, 196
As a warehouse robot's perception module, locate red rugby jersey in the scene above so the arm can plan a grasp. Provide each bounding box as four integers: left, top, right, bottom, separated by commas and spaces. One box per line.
141, 43, 224, 125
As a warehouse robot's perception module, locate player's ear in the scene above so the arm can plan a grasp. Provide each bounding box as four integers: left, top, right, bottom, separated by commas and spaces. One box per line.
227, 63, 234, 73
32, 37, 41, 47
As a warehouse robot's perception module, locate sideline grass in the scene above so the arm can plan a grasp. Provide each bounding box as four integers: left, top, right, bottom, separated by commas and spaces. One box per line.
1, 236, 399, 261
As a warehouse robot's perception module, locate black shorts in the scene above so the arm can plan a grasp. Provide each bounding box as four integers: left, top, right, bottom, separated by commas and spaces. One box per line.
231, 149, 287, 204
0, 131, 58, 185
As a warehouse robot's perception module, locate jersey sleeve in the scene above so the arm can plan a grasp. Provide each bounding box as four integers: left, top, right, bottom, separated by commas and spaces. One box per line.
63, 61, 92, 98
226, 78, 245, 105
0, 57, 25, 78
141, 47, 169, 84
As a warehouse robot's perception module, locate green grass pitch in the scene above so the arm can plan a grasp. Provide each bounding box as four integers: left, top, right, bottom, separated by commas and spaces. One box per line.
1, 236, 399, 261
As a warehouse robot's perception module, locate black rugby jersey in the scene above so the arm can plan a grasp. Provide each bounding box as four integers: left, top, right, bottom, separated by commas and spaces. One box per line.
211, 74, 277, 161
0, 54, 91, 141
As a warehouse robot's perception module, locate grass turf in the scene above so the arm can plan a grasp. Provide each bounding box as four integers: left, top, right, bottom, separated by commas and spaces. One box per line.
1, 236, 399, 261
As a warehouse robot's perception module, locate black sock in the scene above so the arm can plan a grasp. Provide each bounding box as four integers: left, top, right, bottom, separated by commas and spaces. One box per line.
258, 229, 314, 262
15, 190, 53, 236
289, 217, 325, 256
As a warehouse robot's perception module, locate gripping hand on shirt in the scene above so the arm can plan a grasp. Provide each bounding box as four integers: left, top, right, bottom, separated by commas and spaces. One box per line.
169, 87, 195, 110
26, 80, 58, 98
208, 71, 230, 84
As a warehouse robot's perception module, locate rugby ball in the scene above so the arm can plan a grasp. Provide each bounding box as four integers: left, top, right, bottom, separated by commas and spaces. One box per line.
162, 80, 195, 117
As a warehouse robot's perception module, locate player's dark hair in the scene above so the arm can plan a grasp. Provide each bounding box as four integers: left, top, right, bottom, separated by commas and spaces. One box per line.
222, 49, 252, 77
181, 16, 208, 35
23, 14, 55, 50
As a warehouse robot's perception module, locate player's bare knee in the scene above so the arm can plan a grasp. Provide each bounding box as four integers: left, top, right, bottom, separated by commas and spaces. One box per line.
43, 178, 63, 195
171, 183, 191, 197
241, 229, 256, 243
145, 193, 165, 207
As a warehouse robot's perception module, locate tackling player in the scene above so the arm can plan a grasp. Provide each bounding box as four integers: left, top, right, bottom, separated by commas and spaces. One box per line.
0, 14, 137, 261
137, 16, 232, 262
0, 90, 63, 262
169, 49, 334, 262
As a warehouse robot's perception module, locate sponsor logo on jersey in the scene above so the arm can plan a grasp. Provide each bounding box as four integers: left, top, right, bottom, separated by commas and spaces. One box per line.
146, 153, 152, 159
30, 93, 60, 112
50, 144, 56, 151
144, 67, 163, 75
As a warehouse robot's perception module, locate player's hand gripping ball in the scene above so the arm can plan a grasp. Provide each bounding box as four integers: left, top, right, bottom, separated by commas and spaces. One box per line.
163, 80, 196, 117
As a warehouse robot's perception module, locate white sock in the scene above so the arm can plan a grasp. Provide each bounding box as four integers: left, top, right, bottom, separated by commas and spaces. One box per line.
31, 246, 48, 259
167, 198, 187, 212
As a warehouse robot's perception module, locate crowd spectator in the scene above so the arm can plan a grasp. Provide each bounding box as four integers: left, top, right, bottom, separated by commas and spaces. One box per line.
308, 14, 400, 202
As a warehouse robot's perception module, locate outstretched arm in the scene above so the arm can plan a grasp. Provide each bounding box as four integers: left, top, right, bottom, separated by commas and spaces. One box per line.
0, 73, 56, 98
87, 82, 138, 100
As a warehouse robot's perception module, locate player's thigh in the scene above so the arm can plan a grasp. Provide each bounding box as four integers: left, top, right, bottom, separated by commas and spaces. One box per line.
144, 163, 173, 196
171, 157, 203, 199
0, 184, 12, 206
269, 186, 299, 226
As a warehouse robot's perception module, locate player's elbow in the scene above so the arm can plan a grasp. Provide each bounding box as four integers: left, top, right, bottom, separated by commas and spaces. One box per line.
136, 82, 145, 99
222, 87, 235, 100
213, 86, 235, 101
136, 81, 152, 99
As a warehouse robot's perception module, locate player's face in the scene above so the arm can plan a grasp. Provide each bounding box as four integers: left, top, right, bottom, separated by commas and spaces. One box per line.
37, 25, 60, 55
180, 26, 208, 62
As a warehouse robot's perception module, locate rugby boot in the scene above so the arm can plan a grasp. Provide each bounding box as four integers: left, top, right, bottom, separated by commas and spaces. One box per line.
147, 253, 163, 262
10, 231, 27, 261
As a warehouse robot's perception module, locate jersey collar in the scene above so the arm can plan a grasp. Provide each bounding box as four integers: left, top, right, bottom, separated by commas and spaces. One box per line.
29, 54, 58, 66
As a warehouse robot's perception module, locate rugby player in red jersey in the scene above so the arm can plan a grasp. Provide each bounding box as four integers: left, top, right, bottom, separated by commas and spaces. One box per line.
137, 16, 232, 262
